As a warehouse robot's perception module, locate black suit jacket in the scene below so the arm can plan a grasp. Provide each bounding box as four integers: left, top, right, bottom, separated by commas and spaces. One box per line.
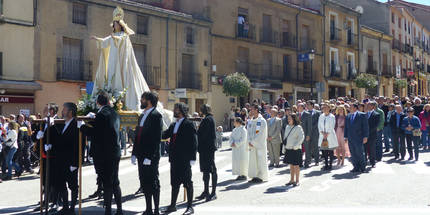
50, 119, 83, 167
309, 110, 321, 137
81, 106, 121, 162
389, 111, 406, 133
366, 111, 380, 138
162, 118, 197, 163
132, 108, 162, 161
197, 114, 216, 154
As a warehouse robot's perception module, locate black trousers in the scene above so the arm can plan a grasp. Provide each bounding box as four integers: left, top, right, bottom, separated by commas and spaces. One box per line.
405, 134, 420, 160
170, 161, 193, 207
93, 158, 104, 192
18, 142, 32, 171
392, 130, 406, 158
365, 135, 377, 165
55, 164, 78, 209
321, 150, 334, 167
137, 157, 160, 194
97, 158, 122, 214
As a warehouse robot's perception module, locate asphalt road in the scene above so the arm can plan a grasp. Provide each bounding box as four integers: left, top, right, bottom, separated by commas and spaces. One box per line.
1, 137, 430, 215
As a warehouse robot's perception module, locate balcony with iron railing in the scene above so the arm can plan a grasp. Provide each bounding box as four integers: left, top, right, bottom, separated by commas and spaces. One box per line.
427, 65, 430, 73
382, 65, 393, 77
392, 39, 402, 51
280, 32, 296, 49
259, 28, 278, 45
415, 37, 422, 48
56, 58, 92, 81
366, 61, 378, 75
177, 71, 202, 90
347, 31, 358, 48
235, 22, 256, 41
138, 64, 161, 88
236, 62, 283, 81
346, 64, 357, 80
329, 62, 342, 78
330, 26, 342, 41
300, 37, 316, 51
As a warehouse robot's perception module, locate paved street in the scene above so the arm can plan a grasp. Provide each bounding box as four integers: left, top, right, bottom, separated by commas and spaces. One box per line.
1, 136, 430, 215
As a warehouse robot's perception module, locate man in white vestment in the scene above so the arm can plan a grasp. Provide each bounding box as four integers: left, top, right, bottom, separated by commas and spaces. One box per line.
247, 104, 269, 183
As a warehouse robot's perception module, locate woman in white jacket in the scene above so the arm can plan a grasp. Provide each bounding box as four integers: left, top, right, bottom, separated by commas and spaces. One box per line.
283, 113, 304, 187
318, 103, 339, 171
230, 117, 249, 180
2, 122, 21, 180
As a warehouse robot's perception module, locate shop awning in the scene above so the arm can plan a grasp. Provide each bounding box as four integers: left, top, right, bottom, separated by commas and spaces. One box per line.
0, 80, 42, 91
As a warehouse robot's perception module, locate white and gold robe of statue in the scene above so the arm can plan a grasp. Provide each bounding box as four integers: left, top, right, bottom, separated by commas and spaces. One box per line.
247, 114, 269, 181
93, 31, 148, 111
230, 125, 249, 176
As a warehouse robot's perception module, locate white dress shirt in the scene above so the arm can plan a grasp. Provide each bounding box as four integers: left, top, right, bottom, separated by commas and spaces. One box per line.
139, 107, 154, 127
62, 118, 73, 134
174, 118, 185, 134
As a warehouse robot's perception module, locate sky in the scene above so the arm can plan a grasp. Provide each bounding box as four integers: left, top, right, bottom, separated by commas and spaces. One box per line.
377, 0, 430, 5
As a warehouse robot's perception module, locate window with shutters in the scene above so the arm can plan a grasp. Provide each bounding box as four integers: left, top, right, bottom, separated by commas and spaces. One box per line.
72, 3, 87, 25
0, 0, 3, 15
137, 15, 149, 35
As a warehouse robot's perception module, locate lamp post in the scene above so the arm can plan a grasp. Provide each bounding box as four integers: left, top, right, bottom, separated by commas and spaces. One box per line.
416, 58, 421, 95
309, 49, 315, 99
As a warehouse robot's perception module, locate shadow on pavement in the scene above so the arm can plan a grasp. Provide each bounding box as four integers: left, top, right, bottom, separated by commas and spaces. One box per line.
304, 170, 330, 177
332, 172, 360, 180
217, 179, 241, 187
264, 185, 296, 194
221, 181, 257, 191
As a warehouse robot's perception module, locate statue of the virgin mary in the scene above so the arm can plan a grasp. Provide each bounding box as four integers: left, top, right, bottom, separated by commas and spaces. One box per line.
91, 6, 172, 125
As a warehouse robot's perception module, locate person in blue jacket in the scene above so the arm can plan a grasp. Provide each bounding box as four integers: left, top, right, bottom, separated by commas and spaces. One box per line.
401, 107, 421, 161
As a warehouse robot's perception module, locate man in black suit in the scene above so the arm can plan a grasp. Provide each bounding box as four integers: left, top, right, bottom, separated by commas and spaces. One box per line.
196, 104, 218, 202
390, 104, 406, 160
131, 92, 163, 215
304, 101, 321, 167
365, 102, 380, 168
46, 102, 83, 214
162, 103, 197, 215
79, 92, 123, 215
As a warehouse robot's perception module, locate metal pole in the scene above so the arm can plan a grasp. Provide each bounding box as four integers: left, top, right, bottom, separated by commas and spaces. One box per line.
311, 59, 313, 99
79, 131, 83, 215
39, 123, 43, 214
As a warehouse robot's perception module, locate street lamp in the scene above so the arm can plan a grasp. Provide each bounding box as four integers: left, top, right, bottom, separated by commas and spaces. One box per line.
416, 58, 421, 95
309, 49, 315, 98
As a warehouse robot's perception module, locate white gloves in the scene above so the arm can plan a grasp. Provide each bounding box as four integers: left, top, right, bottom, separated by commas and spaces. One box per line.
86, 112, 96, 119
44, 144, 52, 151
45, 117, 55, 126
70, 166, 77, 172
77, 121, 85, 128
143, 158, 151, 166
190, 160, 196, 166
131, 155, 137, 165
36, 131, 44, 140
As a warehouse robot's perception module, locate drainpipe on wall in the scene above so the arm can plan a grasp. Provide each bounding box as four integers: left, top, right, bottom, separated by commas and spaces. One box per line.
295, 8, 302, 82
321, 3, 326, 102
165, 15, 170, 90
378, 33, 383, 96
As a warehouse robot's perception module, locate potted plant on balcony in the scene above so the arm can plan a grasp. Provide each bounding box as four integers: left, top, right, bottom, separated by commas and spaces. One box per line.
393, 79, 407, 89
353, 73, 378, 89
222, 72, 251, 98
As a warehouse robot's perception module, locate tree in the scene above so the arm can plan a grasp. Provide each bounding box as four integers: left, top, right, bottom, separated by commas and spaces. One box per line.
354, 73, 378, 89
222, 72, 251, 97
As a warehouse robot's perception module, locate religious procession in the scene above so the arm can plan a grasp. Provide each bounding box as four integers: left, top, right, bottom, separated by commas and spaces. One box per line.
1, 0, 430, 215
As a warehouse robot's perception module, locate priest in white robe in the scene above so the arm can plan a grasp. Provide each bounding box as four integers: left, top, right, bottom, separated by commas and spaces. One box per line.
230, 117, 248, 180
247, 104, 269, 183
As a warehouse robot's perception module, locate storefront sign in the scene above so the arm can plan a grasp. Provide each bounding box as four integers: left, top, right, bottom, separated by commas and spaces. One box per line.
0, 95, 34, 103
20, 109, 30, 117
175, 89, 187, 98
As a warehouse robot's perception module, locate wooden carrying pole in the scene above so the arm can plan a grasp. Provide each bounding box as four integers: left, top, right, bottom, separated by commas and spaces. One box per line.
78, 131, 83, 215
39, 123, 43, 214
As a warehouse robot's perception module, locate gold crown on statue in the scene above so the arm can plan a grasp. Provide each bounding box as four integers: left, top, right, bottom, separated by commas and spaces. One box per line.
113, 6, 124, 21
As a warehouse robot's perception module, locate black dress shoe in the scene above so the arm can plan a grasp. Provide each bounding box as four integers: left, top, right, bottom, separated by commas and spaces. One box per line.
135, 187, 144, 195
183, 206, 194, 215
253, 178, 263, 183
408, 157, 414, 161
54, 207, 69, 215
115, 211, 124, 215
206, 193, 217, 202
303, 164, 310, 169
349, 168, 359, 173
163, 205, 177, 214
195, 191, 209, 200
142, 211, 153, 215
88, 190, 102, 199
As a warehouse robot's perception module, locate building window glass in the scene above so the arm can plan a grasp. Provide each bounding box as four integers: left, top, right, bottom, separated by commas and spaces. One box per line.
72, 3, 87, 25
0, 52, 2, 77
0, 0, 3, 15
186, 27, 194, 44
